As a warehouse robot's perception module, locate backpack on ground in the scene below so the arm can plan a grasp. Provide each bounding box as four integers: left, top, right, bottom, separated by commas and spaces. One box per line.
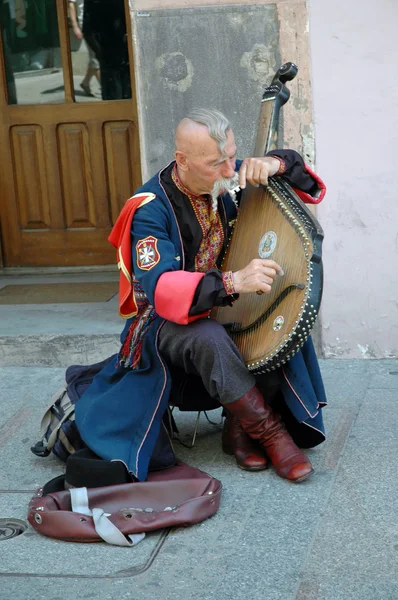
30, 356, 114, 461
30, 355, 176, 472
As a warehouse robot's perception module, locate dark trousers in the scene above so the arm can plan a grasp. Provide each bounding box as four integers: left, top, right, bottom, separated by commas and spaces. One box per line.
158, 319, 281, 408
159, 320, 323, 448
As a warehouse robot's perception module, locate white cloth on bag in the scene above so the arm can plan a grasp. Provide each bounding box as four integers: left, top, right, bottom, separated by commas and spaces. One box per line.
70, 486, 146, 546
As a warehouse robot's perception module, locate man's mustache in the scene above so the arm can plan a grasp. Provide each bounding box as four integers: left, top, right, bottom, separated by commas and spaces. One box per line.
211, 173, 239, 198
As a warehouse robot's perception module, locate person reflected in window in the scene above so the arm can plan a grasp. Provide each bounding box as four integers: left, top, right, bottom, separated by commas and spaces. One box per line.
68, 0, 100, 97
82, 0, 131, 100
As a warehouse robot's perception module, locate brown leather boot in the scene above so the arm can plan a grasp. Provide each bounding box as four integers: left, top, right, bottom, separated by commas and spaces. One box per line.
225, 386, 314, 482
222, 414, 268, 471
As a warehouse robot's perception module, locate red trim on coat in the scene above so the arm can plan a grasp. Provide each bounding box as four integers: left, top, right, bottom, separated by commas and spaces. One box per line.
292, 163, 326, 205
135, 323, 169, 480
154, 271, 210, 324
282, 367, 319, 418
108, 193, 155, 318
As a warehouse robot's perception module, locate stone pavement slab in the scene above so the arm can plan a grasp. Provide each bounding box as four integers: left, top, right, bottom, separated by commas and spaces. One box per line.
0, 360, 397, 600
0, 493, 167, 578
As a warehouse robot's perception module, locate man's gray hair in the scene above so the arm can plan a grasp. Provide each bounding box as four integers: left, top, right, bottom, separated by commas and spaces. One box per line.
184, 108, 231, 155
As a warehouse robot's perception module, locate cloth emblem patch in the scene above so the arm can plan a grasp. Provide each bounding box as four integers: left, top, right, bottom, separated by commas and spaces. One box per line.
136, 236, 160, 271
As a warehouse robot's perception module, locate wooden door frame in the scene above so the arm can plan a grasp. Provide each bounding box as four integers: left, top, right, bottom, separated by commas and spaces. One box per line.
0, 16, 9, 268
0, 233, 3, 268
0, 0, 142, 269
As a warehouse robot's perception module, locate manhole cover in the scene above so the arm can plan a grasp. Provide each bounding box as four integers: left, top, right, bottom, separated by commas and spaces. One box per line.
0, 519, 27, 541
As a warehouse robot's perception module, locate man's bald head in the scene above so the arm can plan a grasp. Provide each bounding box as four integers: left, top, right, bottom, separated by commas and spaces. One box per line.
175, 108, 231, 157
173, 108, 237, 197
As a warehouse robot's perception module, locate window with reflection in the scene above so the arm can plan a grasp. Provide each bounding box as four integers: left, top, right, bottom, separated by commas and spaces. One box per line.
68, 0, 132, 102
0, 0, 64, 104
0, 0, 132, 105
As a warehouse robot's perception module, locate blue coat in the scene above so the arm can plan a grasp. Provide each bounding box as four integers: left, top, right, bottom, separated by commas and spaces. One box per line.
76, 166, 327, 481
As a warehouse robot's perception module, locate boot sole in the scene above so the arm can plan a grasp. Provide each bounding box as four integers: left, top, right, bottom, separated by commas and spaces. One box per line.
238, 463, 268, 472
223, 445, 268, 471
290, 468, 315, 483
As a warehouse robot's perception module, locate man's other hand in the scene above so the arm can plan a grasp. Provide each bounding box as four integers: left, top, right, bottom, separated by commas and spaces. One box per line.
238, 156, 281, 189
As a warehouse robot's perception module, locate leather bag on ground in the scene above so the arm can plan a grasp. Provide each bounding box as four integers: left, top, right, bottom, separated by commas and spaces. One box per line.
28, 461, 222, 544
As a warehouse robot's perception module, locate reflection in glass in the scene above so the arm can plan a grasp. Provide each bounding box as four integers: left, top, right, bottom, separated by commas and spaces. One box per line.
0, 0, 64, 104
68, 0, 131, 102
68, 0, 100, 102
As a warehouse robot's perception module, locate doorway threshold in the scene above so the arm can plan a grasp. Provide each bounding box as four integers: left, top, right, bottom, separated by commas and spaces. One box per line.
0, 265, 117, 277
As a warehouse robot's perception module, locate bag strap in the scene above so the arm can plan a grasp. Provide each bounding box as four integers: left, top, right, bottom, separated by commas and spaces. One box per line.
69, 487, 145, 547
45, 401, 76, 452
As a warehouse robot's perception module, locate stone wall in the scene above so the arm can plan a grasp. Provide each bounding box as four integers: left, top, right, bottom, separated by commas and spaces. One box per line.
129, 1, 313, 179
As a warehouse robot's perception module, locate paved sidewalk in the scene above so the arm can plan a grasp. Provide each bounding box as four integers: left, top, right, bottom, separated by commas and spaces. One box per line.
0, 276, 397, 600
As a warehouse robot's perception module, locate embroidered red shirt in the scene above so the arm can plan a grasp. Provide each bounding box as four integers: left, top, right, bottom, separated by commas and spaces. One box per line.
172, 165, 224, 273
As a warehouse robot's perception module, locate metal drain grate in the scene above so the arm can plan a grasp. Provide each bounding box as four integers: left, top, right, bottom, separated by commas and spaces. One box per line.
0, 519, 27, 541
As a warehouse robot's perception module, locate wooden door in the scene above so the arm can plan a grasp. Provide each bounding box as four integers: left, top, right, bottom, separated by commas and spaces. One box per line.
0, 0, 141, 267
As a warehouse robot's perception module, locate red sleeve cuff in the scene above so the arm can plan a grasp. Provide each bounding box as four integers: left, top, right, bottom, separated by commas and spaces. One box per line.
222, 271, 237, 295
269, 155, 287, 175
292, 163, 326, 205
154, 271, 211, 324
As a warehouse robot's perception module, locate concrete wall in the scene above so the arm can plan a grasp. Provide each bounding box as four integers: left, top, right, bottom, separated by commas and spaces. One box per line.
130, 0, 314, 179
308, 0, 398, 358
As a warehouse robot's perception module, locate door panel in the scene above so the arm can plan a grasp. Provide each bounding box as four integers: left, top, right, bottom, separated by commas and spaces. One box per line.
58, 122, 97, 228
11, 124, 51, 230
104, 120, 140, 223
0, 0, 141, 267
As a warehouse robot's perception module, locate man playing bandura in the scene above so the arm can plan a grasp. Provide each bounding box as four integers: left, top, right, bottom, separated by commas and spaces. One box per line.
76, 108, 327, 483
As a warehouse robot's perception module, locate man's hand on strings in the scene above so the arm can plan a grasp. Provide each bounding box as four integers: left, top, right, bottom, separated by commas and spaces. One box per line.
232, 259, 284, 294
238, 156, 281, 189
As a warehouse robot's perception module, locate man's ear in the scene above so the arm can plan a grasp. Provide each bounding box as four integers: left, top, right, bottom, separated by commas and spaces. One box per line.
175, 150, 188, 171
